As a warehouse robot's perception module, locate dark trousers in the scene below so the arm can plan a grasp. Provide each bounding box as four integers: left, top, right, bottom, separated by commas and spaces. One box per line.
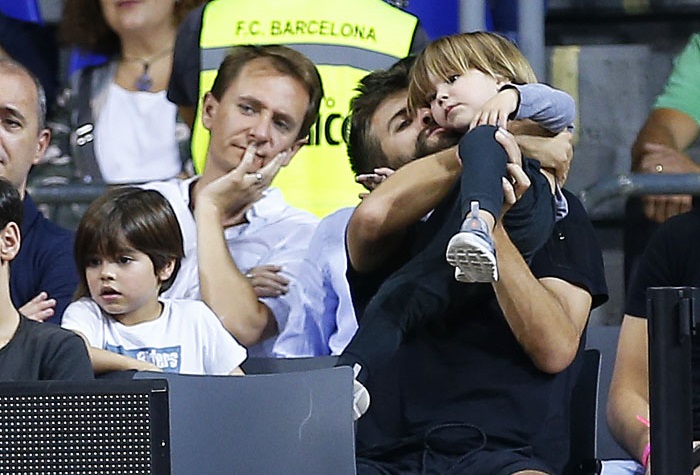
355, 423, 552, 475
339, 125, 555, 384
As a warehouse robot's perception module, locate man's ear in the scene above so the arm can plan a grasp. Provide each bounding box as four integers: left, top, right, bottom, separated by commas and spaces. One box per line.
201, 92, 219, 132
283, 137, 308, 167
33, 128, 51, 165
157, 259, 176, 283
0, 222, 21, 263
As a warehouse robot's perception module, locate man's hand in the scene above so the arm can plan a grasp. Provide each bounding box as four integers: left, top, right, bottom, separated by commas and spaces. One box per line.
636, 142, 699, 222
515, 131, 573, 185
495, 127, 531, 217
245, 265, 289, 297
470, 87, 519, 130
198, 144, 288, 222
19, 292, 56, 322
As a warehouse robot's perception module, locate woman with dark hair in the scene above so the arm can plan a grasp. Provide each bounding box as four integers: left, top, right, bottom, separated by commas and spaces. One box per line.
59, 0, 206, 185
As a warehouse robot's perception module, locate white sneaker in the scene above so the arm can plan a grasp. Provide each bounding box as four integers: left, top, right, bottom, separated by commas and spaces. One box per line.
352, 363, 370, 421
446, 201, 498, 283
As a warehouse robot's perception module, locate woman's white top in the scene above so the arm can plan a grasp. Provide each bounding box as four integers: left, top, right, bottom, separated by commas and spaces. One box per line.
95, 83, 181, 184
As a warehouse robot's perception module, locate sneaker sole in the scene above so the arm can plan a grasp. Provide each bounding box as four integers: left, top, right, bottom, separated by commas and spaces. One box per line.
446, 233, 498, 283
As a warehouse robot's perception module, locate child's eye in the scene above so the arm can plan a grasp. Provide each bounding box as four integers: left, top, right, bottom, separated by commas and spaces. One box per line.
117, 256, 133, 265
446, 75, 460, 84
86, 258, 101, 268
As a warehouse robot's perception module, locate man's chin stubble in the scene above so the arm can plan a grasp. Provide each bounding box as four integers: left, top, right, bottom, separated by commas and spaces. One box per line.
414, 129, 461, 159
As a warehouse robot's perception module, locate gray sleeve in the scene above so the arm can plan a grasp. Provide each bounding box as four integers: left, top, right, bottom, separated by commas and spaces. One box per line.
513, 83, 576, 133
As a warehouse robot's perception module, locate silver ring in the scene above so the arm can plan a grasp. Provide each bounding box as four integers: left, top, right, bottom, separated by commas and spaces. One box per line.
655, 164, 664, 173
254, 172, 263, 183
245, 273, 254, 280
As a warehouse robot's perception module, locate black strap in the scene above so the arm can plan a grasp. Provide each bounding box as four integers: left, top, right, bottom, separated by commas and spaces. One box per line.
72, 67, 104, 184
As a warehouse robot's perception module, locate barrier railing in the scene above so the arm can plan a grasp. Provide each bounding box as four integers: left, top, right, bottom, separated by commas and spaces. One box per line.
579, 173, 700, 219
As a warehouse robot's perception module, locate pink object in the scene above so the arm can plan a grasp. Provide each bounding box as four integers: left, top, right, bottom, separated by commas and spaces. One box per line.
642, 442, 651, 469
636, 414, 651, 427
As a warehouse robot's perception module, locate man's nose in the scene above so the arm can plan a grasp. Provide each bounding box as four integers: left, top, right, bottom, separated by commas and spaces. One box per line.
417, 107, 433, 126
249, 115, 272, 143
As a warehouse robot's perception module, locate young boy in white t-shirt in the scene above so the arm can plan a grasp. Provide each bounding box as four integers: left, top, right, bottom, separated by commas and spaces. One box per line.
62, 187, 246, 375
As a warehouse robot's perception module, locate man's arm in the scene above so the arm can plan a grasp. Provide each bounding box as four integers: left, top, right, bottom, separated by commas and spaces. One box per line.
195, 200, 278, 347
194, 150, 287, 347
515, 131, 573, 184
606, 315, 650, 468
346, 146, 461, 273
632, 108, 700, 169
492, 222, 592, 374
631, 108, 700, 223
347, 128, 571, 273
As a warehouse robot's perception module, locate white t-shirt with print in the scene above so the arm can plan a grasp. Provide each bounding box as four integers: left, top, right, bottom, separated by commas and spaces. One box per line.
62, 298, 246, 375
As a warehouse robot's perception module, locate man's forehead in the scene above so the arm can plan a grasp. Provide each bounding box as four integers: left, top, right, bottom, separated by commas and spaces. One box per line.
0, 70, 37, 115
225, 59, 308, 111
232, 58, 302, 91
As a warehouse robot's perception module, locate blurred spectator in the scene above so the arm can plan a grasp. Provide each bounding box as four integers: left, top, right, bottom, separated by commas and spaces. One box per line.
0, 12, 60, 113
59, 0, 206, 185
0, 59, 78, 324
0, 176, 92, 382
626, 32, 700, 284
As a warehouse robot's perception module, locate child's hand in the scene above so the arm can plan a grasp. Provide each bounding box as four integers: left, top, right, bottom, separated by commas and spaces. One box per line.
19, 292, 56, 322
356, 167, 395, 198
470, 86, 519, 130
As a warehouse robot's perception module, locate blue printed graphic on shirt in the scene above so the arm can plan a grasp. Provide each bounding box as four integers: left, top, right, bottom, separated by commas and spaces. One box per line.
106, 344, 182, 372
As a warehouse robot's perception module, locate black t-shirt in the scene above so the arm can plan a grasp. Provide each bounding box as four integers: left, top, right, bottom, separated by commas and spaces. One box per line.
350, 190, 608, 474
625, 205, 700, 436
0, 316, 94, 381
167, 3, 430, 108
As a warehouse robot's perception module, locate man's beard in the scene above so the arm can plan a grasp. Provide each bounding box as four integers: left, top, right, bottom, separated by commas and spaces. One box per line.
414, 126, 461, 159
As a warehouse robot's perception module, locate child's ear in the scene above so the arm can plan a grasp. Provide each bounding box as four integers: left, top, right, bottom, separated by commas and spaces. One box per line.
157, 259, 176, 283
0, 222, 20, 263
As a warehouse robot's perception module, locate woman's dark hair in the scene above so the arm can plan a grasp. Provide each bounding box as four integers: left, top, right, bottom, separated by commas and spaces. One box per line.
60, 0, 207, 55
74, 187, 184, 298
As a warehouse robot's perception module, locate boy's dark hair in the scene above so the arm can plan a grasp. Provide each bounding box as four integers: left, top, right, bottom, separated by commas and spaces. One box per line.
346, 55, 416, 176
210, 44, 324, 141
0, 178, 23, 230
74, 187, 185, 298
